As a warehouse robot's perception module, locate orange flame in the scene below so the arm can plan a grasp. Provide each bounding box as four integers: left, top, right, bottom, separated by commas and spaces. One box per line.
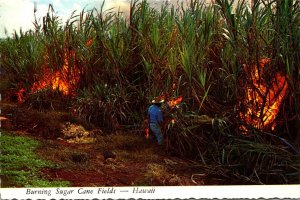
145, 128, 149, 139
240, 58, 288, 131
168, 96, 183, 108
32, 50, 80, 96
17, 88, 26, 103
86, 38, 92, 47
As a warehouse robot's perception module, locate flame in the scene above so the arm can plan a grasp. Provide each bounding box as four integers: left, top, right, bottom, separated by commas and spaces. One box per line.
17, 88, 26, 103
32, 50, 80, 96
86, 38, 93, 47
240, 58, 288, 131
145, 128, 149, 139
168, 96, 183, 108
31, 37, 94, 96
171, 119, 175, 124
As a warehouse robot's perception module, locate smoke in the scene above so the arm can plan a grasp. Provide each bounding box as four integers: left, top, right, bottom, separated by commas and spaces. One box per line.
0, 0, 35, 38
103, 0, 131, 14
0, 0, 249, 38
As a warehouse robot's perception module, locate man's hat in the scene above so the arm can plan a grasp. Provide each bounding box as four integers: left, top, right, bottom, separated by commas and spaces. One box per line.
151, 97, 165, 104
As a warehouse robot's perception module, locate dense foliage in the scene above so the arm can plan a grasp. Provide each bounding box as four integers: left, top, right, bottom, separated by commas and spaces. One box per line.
0, 0, 299, 184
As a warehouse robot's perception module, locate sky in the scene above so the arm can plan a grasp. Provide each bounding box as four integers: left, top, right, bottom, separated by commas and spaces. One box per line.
0, 0, 182, 38
0, 0, 246, 38
0, 0, 125, 37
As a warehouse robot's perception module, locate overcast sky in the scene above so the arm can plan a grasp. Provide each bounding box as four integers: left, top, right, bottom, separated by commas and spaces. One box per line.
0, 0, 246, 38
0, 0, 185, 38
0, 0, 120, 37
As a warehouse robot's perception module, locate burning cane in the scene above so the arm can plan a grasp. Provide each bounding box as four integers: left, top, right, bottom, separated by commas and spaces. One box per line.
144, 96, 183, 139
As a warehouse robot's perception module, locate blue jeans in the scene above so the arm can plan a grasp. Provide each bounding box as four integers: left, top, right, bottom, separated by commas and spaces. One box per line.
149, 123, 163, 145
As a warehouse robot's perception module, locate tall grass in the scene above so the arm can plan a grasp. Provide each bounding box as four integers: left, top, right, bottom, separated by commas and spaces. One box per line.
0, 0, 299, 184
0, 30, 44, 93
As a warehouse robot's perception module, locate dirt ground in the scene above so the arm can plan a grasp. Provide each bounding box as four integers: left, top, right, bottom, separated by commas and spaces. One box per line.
1, 102, 201, 186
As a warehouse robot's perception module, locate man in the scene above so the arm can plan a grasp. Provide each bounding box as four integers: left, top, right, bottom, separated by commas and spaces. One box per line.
148, 98, 164, 145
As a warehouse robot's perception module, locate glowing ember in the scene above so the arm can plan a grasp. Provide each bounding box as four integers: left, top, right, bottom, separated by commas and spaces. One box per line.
144, 118, 150, 139
240, 58, 288, 131
32, 51, 80, 96
168, 96, 183, 108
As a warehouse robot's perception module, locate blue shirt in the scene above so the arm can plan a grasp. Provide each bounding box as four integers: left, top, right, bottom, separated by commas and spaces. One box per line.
148, 105, 163, 124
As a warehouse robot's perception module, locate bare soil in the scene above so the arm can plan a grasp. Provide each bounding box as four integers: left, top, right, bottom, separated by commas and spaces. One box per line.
1, 102, 200, 186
